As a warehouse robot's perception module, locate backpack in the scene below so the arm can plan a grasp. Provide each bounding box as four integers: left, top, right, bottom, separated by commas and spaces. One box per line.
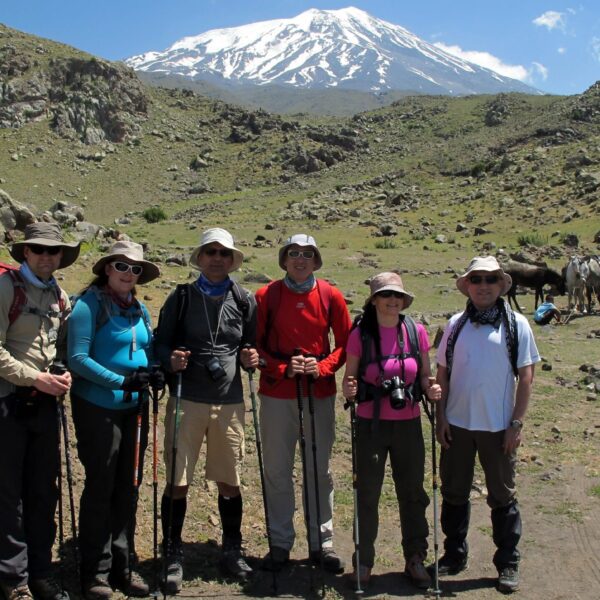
165, 280, 251, 347
0, 262, 67, 327
70, 285, 152, 336
354, 313, 424, 404
261, 278, 334, 358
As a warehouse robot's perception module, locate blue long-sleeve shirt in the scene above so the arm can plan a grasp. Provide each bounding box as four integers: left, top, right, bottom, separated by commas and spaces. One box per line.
68, 287, 152, 409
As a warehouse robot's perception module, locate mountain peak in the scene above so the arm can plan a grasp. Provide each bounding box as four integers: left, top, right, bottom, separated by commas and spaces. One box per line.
126, 7, 538, 96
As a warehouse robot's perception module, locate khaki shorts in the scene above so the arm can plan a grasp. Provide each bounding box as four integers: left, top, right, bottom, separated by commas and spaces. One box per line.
163, 397, 245, 487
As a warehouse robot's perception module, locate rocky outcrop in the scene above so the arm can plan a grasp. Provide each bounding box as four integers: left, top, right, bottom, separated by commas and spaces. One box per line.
0, 28, 149, 143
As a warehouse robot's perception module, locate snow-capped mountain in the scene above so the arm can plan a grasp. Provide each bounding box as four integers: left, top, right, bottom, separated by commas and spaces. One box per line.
126, 7, 537, 95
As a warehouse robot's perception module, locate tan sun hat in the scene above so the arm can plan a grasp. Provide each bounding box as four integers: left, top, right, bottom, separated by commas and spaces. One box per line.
365, 271, 414, 309
10, 222, 81, 269
278, 233, 323, 270
456, 256, 512, 296
92, 240, 160, 285
189, 228, 244, 273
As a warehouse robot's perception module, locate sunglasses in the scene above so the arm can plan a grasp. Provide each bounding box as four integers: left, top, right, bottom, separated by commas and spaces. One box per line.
376, 290, 405, 299
288, 250, 315, 259
203, 248, 233, 258
27, 244, 62, 256
469, 274, 500, 285
111, 261, 143, 276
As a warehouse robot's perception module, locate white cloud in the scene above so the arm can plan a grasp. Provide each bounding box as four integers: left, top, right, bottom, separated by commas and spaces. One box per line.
434, 42, 529, 81
558, 47, 566, 54
532, 62, 549, 81
434, 42, 549, 86
533, 11, 566, 32
591, 38, 600, 62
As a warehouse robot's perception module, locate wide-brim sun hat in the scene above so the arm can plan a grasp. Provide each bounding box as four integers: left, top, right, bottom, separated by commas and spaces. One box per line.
278, 233, 323, 270
10, 222, 81, 269
189, 227, 244, 273
364, 271, 414, 309
456, 255, 512, 296
92, 240, 160, 285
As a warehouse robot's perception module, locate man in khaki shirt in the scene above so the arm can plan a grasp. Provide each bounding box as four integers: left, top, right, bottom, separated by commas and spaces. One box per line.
0, 223, 80, 600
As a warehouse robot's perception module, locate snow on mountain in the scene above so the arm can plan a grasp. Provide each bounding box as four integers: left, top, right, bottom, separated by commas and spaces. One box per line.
125, 7, 538, 95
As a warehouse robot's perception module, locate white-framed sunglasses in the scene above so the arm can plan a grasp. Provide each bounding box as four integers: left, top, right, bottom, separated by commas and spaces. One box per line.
287, 249, 315, 259
111, 261, 143, 276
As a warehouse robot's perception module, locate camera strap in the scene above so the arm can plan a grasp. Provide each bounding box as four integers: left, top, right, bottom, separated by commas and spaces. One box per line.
201, 292, 226, 352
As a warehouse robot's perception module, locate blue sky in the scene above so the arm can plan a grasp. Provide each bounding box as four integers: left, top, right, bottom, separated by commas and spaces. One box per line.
1, 1, 598, 95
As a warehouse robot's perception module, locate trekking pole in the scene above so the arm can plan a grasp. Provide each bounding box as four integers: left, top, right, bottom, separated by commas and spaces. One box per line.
51, 361, 80, 587
294, 349, 315, 593
343, 388, 363, 595
243, 345, 277, 594
422, 376, 441, 598
164, 348, 186, 600
306, 374, 325, 596
55, 393, 66, 595
130, 379, 147, 590
151, 365, 166, 597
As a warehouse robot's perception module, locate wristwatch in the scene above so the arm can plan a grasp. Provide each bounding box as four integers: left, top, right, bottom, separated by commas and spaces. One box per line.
510, 419, 523, 430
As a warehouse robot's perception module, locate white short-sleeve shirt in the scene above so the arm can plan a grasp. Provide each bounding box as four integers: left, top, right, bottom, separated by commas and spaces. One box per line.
436, 312, 540, 432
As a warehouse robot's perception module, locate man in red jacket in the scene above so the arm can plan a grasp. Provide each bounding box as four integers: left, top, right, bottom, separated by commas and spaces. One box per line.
256, 234, 351, 573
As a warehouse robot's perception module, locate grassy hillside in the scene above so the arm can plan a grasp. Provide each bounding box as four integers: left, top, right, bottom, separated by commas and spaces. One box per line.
1, 22, 599, 313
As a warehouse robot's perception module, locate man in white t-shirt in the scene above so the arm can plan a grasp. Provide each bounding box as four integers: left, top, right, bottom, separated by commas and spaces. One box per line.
435, 256, 540, 594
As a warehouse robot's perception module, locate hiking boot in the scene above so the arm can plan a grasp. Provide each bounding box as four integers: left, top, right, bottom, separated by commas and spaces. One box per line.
309, 547, 346, 574
28, 577, 68, 600
0, 582, 34, 600
82, 575, 112, 600
109, 571, 149, 597
498, 567, 519, 593
434, 553, 468, 576
161, 541, 183, 594
349, 565, 371, 588
220, 539, 253, 581
404, 554, 431, 590
262, 547, 290, 572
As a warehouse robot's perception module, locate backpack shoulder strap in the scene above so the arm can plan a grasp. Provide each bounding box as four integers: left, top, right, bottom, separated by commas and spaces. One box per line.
510, 310, 519, 379
400, 315, 422, 367
6, 270, 28, 326
230, 280, 250, 318
315, 279, 333, 326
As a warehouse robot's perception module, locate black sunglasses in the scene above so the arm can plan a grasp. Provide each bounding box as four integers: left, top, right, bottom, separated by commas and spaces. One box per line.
376, 290, 405, 299
469, 275, 500, 285
27, 244, 62, 256
112, 261, 143, 276
203, 248, 233, 258
288, 249, 315, 259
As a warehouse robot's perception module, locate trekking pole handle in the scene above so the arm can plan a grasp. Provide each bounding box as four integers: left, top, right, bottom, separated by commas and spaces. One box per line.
50, 361, 68, 376
242, 343, 256, 375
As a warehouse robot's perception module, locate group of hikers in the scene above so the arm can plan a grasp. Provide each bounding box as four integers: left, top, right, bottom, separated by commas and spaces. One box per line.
0, 222, 539, 600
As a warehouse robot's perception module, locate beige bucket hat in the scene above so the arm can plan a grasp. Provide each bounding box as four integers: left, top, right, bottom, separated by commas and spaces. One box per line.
92, 240, 160, 285
365, 271, 414, 309
456, 256, 512, 296
189, 228, 244, 273
10, 222, 81, 269
278, 234, 323, 270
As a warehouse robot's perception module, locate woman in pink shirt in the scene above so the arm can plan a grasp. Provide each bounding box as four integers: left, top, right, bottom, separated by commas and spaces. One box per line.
343, 272, 441, 589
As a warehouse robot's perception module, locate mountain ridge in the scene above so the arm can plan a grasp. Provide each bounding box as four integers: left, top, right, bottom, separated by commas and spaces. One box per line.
126, 7, 540, 97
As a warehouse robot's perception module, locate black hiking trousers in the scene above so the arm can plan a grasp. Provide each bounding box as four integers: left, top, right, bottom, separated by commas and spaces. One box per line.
0, 393, 60, 587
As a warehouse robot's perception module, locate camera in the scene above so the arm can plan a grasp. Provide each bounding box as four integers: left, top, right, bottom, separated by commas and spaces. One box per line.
382, 375, 406, 410
205, 356, 227, 381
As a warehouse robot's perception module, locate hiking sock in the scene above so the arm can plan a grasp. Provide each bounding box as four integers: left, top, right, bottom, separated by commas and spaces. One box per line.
161, 495, 187, 546
218, 494, 243, 543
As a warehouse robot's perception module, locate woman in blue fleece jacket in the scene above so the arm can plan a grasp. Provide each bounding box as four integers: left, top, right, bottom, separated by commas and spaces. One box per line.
67, 241, 160, 600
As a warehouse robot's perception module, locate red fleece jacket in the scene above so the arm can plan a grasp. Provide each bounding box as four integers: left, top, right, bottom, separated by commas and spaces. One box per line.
256, 280, 351, 399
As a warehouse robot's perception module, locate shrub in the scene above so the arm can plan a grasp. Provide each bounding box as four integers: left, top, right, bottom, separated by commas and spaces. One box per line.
142, 207, 167, 223
375, 238, 398, 249
517, 233, 547, 247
